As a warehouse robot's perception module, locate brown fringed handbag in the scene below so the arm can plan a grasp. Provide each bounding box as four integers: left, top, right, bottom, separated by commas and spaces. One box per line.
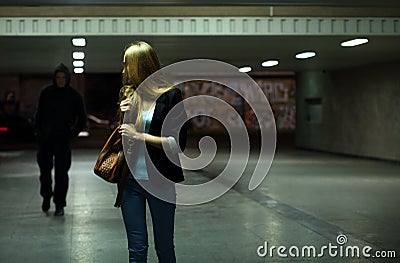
93, 126, 125, 183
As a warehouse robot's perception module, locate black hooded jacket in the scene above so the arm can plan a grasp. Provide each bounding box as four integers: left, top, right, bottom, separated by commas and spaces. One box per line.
35, 63, 86, 141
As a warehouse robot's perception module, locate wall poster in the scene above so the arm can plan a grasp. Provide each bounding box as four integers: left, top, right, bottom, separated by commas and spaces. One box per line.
179, 76, 295, 132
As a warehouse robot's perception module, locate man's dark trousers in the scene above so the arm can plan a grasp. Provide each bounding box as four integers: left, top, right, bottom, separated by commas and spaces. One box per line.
37, 138, 71, 209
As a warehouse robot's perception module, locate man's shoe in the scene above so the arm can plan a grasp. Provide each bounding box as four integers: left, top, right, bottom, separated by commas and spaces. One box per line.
41, 198, 51, 212
54, 208, 64, 216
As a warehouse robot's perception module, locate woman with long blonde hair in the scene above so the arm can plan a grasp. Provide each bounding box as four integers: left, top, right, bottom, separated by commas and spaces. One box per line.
117, 41, 187, 263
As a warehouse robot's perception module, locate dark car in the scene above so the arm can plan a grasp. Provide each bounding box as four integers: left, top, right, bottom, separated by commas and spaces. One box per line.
76, 114, 116, 138
87, 114, 115, 130
0, 115, 36, 142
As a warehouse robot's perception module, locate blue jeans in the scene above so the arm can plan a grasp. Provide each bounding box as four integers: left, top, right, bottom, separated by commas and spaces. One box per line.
121, 175, 176, 263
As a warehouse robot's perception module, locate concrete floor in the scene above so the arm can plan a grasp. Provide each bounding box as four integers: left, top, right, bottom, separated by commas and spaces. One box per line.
0, 147, 399, 263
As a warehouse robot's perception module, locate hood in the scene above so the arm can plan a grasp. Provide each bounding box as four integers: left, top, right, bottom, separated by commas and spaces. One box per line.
52, 63, 71, 88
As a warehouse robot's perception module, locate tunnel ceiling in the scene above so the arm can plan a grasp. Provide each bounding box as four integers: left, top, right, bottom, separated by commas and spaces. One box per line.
1, 0, 400, 7
0, 1, 399, 74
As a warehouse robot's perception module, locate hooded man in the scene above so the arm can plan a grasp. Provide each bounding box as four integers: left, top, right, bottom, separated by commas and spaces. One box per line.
35, 63, 86, 216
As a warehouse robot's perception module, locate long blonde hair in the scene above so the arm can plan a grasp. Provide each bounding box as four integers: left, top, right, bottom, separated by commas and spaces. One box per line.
118, 41, 173, 127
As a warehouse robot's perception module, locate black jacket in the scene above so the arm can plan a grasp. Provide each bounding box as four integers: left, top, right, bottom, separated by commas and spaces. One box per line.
35, 64, 86, 142
123, 88, 187, 184
146, 88, 187, 183
115, 88, 187, 207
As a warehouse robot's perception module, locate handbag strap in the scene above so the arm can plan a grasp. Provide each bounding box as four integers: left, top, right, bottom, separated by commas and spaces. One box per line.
114, 161, 129, 208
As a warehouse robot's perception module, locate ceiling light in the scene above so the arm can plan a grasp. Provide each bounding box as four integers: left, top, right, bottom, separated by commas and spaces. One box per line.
341, 38, 369, 47
262, 60, 279, 67
73, 52, 85, 60
74, 68, 84, 74
78, 131, 90, 137
73, 61, 84, 67
295, 51, 316, 59
239, 66, 252, 73
72, 38, 86, 47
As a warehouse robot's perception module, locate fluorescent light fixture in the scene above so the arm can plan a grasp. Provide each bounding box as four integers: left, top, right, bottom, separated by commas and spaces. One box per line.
72, 38, 86, 47
72, 52, 85, 60
73, 60, 84, 67
341, 38, 369, 47
262, 60, 279, 67
239, 66, 252, 73
78, 131, 90, 137
295, 51, 316, 59
74, 67, 84, 74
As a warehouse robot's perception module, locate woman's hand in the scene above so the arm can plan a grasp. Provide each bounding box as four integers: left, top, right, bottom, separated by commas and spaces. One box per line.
119, 124, 144, 141
120, 97, 132, 112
